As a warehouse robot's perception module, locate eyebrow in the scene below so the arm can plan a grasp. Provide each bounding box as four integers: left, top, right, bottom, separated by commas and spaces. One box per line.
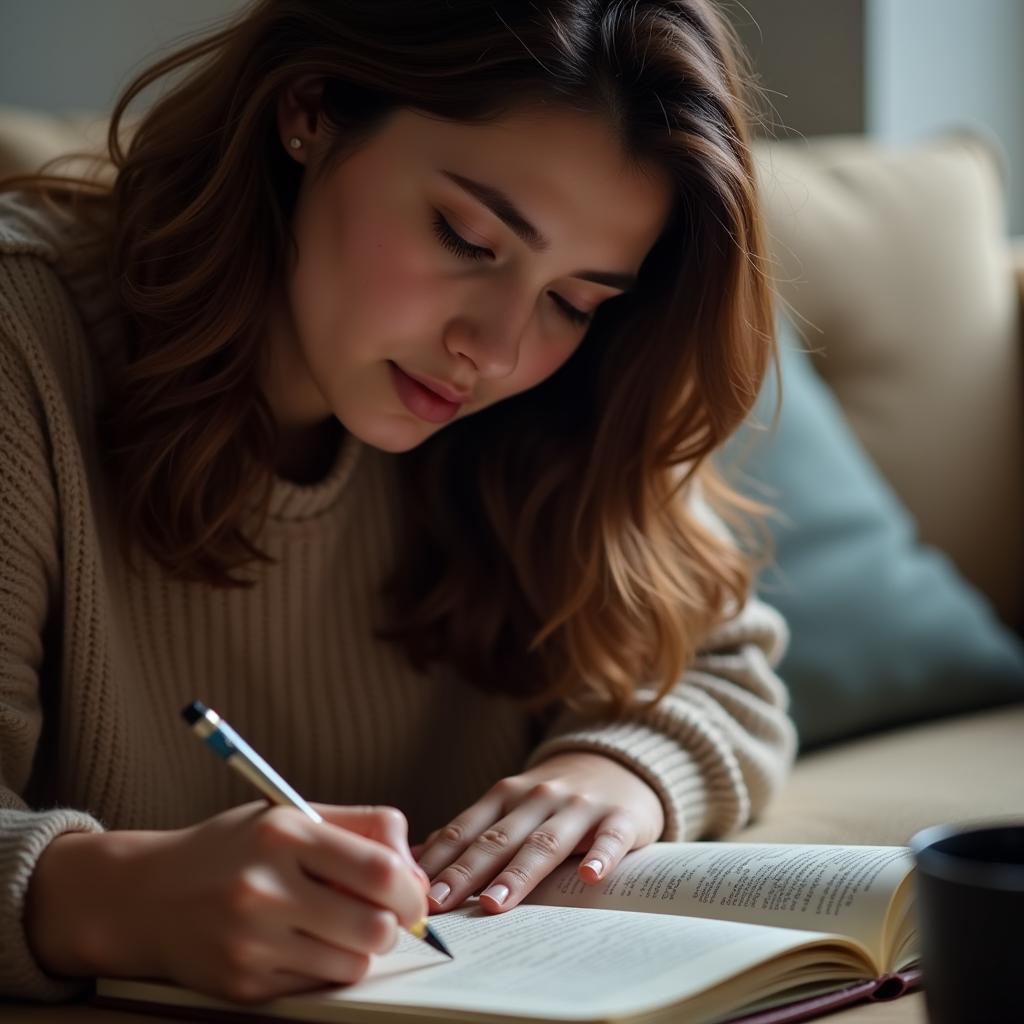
441, 170, 638, 291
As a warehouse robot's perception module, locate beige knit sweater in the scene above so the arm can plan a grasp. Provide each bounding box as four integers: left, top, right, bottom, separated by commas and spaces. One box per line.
0, 192, 797, 1001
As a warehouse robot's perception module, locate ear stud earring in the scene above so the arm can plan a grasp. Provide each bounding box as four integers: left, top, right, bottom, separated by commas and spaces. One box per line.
288, 137, 303, 150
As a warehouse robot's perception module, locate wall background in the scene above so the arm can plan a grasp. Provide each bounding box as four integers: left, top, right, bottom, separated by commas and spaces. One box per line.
2, 0, 1022, 231
0, 0, 241, 111
725, 0, 1024, 233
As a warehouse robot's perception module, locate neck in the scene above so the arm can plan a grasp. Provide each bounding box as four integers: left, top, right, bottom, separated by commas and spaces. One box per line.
273, 417, 344, 484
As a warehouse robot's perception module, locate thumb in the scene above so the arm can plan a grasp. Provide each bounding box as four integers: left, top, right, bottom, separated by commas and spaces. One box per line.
314, 804, 430, 890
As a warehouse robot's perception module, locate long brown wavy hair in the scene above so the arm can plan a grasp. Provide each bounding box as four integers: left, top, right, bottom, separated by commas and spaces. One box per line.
2, 0, 776, 714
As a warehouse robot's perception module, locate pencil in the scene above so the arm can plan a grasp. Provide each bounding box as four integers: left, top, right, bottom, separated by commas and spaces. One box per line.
180, 700, 452, 960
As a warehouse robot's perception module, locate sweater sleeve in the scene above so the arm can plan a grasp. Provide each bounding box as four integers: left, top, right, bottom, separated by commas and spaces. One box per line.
526, 483, 797, 843
0, 258, 105, 1001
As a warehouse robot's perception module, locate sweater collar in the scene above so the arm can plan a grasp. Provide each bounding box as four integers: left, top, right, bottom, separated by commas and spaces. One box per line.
266, 430, 363, 523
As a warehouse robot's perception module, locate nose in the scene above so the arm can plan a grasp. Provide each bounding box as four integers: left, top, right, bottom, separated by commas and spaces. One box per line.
444, 291, 531, 379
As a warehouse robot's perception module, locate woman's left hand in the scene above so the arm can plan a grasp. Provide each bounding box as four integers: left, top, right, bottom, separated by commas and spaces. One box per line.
413, 751, 665, 914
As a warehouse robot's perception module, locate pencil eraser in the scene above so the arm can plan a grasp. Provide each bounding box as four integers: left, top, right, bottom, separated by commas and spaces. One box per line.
181, 700, 208, 725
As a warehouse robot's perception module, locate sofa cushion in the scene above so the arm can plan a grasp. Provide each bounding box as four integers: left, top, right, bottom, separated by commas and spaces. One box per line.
0, 105, 114, 183
755, 132, 1024, 628
737, 704, 1024, 846
720, 321, 1024, 751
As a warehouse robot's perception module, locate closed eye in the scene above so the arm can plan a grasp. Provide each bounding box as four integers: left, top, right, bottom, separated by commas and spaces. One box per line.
432, 210, 492, 261
432, 211, 592, 328
548, 293, 591, 326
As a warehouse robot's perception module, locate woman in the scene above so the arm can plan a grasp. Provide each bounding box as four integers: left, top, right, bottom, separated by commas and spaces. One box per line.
0, 0, 795, 1005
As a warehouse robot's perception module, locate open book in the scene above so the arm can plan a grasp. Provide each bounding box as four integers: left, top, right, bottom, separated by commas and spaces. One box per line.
94, 842, 920, 1024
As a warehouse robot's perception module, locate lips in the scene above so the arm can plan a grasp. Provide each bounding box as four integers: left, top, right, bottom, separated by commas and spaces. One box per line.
388, 361, 465, 424
401, 368, 470, 405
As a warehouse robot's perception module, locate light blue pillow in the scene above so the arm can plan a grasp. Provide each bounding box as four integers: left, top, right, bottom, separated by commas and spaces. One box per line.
720, 319, 1024, 750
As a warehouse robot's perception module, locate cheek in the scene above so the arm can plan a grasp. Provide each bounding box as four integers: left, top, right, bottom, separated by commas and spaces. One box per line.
338, 221, 434, 317
291, 201, 441, 347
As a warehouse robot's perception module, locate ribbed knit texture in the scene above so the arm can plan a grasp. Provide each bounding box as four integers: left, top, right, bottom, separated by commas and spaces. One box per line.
0, 192, 796, 1001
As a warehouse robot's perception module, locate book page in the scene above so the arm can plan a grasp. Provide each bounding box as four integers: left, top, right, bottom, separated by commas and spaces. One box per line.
527, 843, 914, 969
99, 902, 874, 1023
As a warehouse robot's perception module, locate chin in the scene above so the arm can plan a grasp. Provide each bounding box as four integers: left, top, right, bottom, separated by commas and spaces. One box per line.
344, 413, 440, 454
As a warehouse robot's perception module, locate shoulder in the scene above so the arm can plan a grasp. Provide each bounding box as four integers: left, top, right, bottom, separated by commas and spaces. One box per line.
0, 190, 70, 262
0, 191, 86, 343
0, 190, 110, 412
0, 209, 109, 468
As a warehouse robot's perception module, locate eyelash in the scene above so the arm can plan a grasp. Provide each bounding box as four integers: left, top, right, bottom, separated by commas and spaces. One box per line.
431, 211, 592, 327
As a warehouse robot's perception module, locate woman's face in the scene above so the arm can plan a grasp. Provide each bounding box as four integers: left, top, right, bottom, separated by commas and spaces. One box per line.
264, 101, 672, 455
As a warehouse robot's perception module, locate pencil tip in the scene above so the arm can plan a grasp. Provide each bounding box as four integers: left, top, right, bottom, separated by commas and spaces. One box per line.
425, 925, 453, 959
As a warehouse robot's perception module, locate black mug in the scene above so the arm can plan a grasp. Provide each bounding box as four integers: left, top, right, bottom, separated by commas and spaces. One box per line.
910, 822, 1024, 1024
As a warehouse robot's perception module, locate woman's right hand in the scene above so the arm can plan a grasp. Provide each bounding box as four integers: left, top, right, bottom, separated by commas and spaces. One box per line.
26, 802, 430, 1003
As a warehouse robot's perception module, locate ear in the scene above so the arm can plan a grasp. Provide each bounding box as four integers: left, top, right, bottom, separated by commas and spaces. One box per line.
276, 74, 326, 165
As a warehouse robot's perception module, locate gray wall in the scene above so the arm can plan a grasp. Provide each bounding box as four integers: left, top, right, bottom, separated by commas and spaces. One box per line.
0, 0, 244, 113
726, 0, 867, 137
868, 0, 1024, 234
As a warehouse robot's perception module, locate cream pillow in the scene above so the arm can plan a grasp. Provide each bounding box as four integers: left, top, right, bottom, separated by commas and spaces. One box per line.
755, 132, 1024, 628
0, 105, 116, 182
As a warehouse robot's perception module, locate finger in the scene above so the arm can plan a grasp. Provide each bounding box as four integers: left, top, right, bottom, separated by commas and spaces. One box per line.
477, 806, 596, 914
277, 929, 374, 988
419, 781, 569, 910
577, 813, 638, 885
424, 801, 554, 911
314, 804, 424, 880
316, 803, 429, 898
415, 791, 506, 880
240, 949, 370, 1002
293, 872, 400, 957
407, 843, 431, 891
260, 811, 424, 928
212, 934, 371, 1004
221, 970, 327, 1005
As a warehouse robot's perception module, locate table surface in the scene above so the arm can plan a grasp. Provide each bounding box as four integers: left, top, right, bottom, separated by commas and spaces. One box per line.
1, 992, 928, 1023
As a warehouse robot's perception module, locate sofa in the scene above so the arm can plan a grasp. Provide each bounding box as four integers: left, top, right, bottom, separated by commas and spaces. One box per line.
1, 107, 1023, 1023
736, 128, 1023, 851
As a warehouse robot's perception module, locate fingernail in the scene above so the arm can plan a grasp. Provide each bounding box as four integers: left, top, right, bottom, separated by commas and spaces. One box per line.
583, 858, 604, 877
428, 881, 450, 905
481, 883, 509, 905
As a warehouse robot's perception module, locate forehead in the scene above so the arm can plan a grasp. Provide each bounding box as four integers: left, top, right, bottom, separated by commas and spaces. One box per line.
367, 105, 674, 264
